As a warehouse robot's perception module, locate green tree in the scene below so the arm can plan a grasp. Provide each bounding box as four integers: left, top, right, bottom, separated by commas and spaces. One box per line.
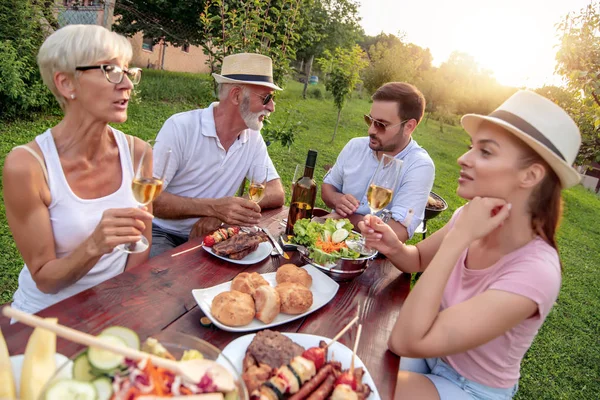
555, 2, 600, 164
114, 0, 306, 87
295, 0, 364, 99
0, 0, 56, 119
361, 33, 429, 94
317, 45, 368, 142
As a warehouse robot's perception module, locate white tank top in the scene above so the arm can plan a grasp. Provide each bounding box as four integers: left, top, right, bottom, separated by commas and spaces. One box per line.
12, 127, 137, 315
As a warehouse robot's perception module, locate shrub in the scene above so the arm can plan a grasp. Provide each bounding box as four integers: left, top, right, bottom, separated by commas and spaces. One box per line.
308, 87, 323, 99
137, 70, 216, 106
0, 0, 56, 120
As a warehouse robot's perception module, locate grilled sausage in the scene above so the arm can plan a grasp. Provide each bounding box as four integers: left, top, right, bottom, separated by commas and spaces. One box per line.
306, 373, 336, 400
288, 364, 334, 400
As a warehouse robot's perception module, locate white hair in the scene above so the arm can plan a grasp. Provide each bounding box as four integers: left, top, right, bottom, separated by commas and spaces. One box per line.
218, 83, 253, 101
37, 25, 133, 110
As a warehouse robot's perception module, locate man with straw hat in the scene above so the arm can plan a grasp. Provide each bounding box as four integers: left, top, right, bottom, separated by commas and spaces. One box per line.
150, 53, 285, 257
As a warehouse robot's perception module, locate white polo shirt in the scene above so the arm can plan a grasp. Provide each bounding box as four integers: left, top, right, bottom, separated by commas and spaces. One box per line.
152, 103, 279, 235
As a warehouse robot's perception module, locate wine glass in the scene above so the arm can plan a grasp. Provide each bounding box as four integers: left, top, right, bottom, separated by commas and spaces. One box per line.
118, 140, 171, 253
349, 154, 403, 254
248, 164, 268, 204
291, 163, 303, 192
366, 154, 403, 214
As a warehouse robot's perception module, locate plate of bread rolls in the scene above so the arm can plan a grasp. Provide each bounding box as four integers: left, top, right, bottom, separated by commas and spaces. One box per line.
192, 264, 339, 332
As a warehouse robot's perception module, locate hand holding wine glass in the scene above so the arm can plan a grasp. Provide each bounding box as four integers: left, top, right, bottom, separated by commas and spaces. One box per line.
118, 140, 171, 253
248, 164, 268, 204
367, 154, 403, 214
348, 154, 403, 254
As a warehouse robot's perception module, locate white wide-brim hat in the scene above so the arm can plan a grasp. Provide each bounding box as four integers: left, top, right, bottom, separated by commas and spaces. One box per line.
212, 53, 282, 91
461, 90, 582, 188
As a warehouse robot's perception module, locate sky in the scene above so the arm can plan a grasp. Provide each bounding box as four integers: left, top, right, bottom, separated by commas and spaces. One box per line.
357, 0, 592, 88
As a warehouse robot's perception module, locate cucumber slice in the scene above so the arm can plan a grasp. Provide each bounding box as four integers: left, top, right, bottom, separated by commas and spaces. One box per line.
99, 326, 140, 350
92, 377, 113, 400
44, 380, 96, 400
224, 390, 239, 400
72, 352, 96, 382
323, 230, 332, 242
88, 334, 126, 372
332, 228, 349, 243
335, 220, 346, 229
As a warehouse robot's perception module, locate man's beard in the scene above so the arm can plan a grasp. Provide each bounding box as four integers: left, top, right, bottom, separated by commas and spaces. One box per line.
368, 126, 405, 152
369, 135, 397, 152
240, 94, 269, 130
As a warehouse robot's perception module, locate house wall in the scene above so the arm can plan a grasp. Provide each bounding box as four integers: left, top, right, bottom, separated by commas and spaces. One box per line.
128, 33, 210, 74
56, 2, 210, 75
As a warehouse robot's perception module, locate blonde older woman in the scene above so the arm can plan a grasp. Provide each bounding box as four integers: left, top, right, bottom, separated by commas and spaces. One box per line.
3, 25, 153, 315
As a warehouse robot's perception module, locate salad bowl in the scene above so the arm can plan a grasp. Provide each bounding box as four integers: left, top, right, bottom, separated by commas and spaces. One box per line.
297, 246, 377, 281
42, 330, 248, 400
288, 218, 379, 282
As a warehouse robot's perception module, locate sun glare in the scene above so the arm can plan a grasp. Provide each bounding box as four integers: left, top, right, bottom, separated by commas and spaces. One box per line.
358, 0, 589, 88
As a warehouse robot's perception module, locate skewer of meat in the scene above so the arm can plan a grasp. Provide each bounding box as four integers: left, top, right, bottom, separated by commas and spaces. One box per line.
331, 324, 365, 399
203, 226, 240, 247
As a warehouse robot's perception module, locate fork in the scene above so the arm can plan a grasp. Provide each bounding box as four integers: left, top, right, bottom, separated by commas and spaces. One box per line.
270, 248, 281, 268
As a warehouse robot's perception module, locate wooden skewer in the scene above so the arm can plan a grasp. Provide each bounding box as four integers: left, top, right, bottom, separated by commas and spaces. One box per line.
171, 243, 204, 257
350, 323, 363, 376
325, 314, 359, 349
2, 306, 234, 389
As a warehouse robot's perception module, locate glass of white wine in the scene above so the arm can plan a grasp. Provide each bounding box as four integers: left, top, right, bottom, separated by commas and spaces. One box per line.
248, 164, 268, 204
118, 140, 171, 253
367, 154, 403, 214
349, 154, 403, 254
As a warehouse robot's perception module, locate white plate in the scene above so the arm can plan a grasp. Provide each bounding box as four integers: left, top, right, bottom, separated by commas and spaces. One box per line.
202, 241, 273, 265
9, 353, 72, 396
222, 332, 381, 399
192, 265, 339, 332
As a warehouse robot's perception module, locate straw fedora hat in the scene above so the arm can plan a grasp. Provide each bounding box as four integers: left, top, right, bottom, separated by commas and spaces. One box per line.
212, 53, 282, 91
461, 90, 582, 188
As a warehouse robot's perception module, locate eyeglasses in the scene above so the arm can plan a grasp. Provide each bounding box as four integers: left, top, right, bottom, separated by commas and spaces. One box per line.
364, 114, 409, 132
252, 92, 275, 106
75, 64, 142, 85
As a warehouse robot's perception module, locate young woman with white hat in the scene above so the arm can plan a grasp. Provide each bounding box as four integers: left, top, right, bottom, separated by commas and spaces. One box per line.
358, 90, 582, 399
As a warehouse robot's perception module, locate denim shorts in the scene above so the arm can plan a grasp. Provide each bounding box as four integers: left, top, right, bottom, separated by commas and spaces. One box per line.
400, 357, 519, 400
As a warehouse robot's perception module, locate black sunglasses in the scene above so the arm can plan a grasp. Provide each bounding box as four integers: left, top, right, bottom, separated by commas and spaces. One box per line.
75, 64, 142, 85
252, 92, 275, 106
364, 114, 409, 132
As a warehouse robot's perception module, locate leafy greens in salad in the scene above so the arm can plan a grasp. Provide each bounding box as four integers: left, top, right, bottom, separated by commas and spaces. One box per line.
291, 218, 361, 265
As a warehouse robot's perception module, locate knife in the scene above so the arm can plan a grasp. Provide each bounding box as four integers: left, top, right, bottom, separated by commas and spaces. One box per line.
261, 227, 289, 259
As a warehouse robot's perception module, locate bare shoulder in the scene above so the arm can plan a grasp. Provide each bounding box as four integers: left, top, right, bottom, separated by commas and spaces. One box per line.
3, 140, 45, 180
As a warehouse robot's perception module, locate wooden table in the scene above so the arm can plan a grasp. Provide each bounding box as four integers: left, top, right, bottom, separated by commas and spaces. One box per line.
2, 207, 410, 399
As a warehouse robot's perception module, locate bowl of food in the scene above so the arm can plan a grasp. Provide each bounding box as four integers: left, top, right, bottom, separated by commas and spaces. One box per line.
288, 218, 378, 282
424, 191, 448, 220
42, 328, 248, 399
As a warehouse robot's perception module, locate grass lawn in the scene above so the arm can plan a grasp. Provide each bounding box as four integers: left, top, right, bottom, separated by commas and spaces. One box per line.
1, 72, 599, 398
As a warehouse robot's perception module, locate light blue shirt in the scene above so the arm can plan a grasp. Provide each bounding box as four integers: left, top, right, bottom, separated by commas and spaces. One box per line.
323, 137, 435, 238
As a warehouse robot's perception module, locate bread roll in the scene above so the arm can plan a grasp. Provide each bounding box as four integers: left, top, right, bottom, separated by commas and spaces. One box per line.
231, 272, 269, 295
276, 282, 313, 314
276, 264, 313, 289
211, 290, 255, 326
253, 285, 281, 324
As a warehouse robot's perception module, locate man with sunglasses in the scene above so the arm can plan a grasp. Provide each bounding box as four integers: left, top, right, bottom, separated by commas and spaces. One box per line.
322, 82, 435, 242
149, 53, 285, 257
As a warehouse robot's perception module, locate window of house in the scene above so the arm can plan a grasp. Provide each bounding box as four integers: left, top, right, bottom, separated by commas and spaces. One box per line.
142, 36, 154, 52
182, 43, 190, 53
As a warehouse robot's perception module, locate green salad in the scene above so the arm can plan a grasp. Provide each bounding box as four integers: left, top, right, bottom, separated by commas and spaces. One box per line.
291, 218, 361, 265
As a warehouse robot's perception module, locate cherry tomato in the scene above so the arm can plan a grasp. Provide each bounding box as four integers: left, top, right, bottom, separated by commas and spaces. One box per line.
302, 347, 326, 370
335, 372, 357, 390
203, 235, 216, 247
